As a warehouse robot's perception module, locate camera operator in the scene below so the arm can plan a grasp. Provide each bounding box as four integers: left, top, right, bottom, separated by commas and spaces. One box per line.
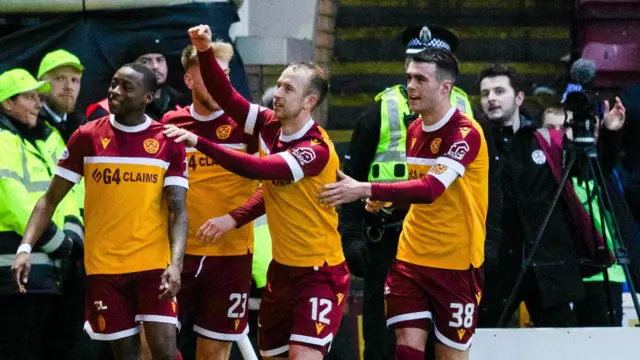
478, 60, 626, 327
542, 103, 632, 326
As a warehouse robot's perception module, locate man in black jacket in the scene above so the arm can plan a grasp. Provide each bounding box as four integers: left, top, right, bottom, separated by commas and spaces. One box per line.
477, 64, 628, 327
87, 33, 187, 121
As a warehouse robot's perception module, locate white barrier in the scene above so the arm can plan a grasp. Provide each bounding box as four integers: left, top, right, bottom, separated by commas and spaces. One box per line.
471, 327, 640, 359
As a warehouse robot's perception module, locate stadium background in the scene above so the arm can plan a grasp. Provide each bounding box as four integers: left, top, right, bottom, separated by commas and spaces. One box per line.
1, 0, 639, 358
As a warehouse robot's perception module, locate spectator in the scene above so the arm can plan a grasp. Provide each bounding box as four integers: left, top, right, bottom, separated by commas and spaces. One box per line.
37, 49, 86, 142
477, 65, 584, 328
86, 33, 187, 121
0, 68, 83, 360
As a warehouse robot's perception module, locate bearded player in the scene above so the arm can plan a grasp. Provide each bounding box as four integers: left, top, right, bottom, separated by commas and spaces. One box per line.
164, 24, 349, 360
161, 42, 258, 360
12, 63, 188, 360
319, 48, 488, 360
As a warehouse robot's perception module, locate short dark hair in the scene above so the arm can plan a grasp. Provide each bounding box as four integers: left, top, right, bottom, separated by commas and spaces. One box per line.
121, 63, 158, 93
287, 62, 329, 109
477, 64, 523, 93
409, 48, 459, 83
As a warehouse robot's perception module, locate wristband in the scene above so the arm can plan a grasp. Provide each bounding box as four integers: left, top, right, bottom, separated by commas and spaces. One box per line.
17, 244, 32, 255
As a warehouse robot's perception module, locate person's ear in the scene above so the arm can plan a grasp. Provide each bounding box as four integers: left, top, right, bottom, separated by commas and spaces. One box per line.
1, 99, 12, 112
184, 73, 193, 91
304, 93, 318, 111
515, 91, 525, 107
142, 91, 154, 106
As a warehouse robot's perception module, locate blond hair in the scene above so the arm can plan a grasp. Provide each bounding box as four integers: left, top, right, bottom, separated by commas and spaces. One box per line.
181, 40, 234, 71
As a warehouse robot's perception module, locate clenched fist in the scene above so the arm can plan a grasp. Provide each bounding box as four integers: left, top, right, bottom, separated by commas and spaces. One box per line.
188, 24, 212, 52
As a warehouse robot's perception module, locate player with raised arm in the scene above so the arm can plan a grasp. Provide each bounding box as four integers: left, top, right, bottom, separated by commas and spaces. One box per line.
161, 43, 258, 360
12, 63, 188, 360
318, 49, 489, 360
163, 24, 349, 360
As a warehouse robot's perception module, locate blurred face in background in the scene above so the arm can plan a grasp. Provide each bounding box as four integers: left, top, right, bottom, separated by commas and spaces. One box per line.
406, 60, 452, 115
1, 91, 42, 128
136, 53, 168, 86
42, 66, 82, 114
184, 58, 230, 113
480, 75, 524, 124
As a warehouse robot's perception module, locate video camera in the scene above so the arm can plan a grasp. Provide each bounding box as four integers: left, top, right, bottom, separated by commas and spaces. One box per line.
563, 58, 602, 147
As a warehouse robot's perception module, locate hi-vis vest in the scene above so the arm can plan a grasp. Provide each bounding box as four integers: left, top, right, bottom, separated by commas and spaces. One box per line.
252, 214, 272, 289
368, 85, 474, 183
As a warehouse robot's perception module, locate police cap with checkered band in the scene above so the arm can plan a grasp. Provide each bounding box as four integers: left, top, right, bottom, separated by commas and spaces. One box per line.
401, 25, 459, 55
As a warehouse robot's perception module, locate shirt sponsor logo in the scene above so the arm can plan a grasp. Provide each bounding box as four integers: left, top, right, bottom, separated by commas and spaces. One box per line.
430, 138, 442, 154
216, 125, 232, 140
531, 149, 546, 165
92, 168, 159, 184
446, 141, 470, 161
271, 179, 292, 187
143, 138, 160, 154
188, 154, 217, 170
290, 147, 316, 165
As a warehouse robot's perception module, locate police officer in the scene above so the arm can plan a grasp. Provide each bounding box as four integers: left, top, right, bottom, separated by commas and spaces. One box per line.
0, 68, 84, 360
339, 25, 474, 360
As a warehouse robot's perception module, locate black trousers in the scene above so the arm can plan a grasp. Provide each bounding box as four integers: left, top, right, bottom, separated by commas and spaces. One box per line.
362, 228, 400, 360
479, 269, 577, 328
0, 294, 55, 360
575, 281, 623, 327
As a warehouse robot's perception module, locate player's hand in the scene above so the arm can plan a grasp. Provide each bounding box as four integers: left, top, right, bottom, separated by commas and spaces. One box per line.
318, 169, 372, 207
11, 252, 31, 294
188, 24, 212, 52
159, 264, 181, 300
603, 96, 625, 131
196, 214, 237, 244
164, 125, 198, 147
365, 199, 387, 213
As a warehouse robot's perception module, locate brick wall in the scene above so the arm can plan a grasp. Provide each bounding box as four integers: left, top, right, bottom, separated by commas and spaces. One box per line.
314, 0, 337, 126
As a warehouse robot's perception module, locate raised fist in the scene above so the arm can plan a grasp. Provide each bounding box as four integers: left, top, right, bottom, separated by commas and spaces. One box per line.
188, 24, 212, 52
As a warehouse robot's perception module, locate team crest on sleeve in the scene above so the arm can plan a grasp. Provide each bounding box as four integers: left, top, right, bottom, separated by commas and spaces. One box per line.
60, 147, 69, 160
430, 138, 442, 154
290, 147, 316, 165
143, 138, 160, 154
216, 125, 232, 140
531, 149, 546, 165
446, 141, 470, 161
429, 163, 448, 175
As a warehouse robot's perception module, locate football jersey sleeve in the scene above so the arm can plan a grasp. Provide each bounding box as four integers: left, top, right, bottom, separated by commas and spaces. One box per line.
277, 138, 330, 183
164, 142, 189, 189
437, 126, 482, 177
197, 47, 276, 136
56, 127, 90, 184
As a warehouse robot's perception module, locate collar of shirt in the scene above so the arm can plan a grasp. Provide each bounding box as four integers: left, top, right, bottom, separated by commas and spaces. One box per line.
43, 103, 67, 124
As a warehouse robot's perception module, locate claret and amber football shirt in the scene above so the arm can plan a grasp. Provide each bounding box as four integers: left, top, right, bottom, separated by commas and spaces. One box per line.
398, 107, 489, 270
161, 105, 258, 256
56, 115, 188, 275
